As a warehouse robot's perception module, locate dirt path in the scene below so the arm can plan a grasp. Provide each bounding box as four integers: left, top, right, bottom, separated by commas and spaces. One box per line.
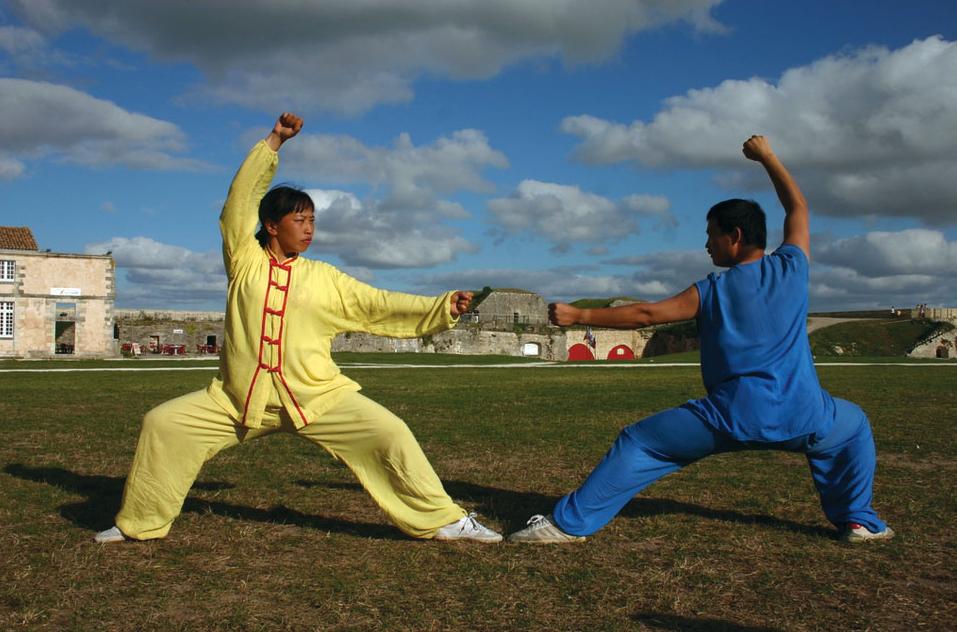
806, 317, 872, 333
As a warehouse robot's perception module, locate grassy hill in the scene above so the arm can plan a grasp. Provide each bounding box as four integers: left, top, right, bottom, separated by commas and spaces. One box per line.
569, 296, 645, 308
809, 318, 952, 357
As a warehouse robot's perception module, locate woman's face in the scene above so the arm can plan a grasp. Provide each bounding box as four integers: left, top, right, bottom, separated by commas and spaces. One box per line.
266, 207, 315, 258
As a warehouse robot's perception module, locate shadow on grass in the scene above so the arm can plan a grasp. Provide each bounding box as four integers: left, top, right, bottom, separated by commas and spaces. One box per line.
6, 463, 834, 542
3, 463, 402, 541
632, 612, 781, 632
298, 479, 836, 539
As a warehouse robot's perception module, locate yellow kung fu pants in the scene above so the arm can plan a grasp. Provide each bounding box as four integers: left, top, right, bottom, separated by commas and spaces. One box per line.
114, 388, 466, 540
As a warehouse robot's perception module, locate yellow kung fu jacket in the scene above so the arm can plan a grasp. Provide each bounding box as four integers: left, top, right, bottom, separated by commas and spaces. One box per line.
207, 140, 458, 429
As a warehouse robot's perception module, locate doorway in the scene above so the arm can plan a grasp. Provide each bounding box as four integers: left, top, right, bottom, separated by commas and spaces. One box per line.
55, 302, 76, 354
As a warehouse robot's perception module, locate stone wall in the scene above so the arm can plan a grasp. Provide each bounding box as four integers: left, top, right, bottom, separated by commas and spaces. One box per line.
332, 327, 567, 360
115, 310, 225, 355
432, 328, 566, 360
114, 309, 226, 322
924, 308, 957, 320
331, 332, 424, 354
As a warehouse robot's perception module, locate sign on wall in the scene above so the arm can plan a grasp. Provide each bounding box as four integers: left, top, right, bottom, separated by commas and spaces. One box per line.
51, 288, 81, 296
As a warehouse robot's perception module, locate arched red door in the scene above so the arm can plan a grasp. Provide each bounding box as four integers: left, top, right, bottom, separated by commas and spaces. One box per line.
606, 344, 635, 360
567, 343, 595, 361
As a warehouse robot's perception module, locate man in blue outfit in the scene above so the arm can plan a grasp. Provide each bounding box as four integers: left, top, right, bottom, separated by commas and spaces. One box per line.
509, 135, 894, 544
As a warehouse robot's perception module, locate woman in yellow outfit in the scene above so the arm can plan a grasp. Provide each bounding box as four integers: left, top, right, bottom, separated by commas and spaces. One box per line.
96, 113, 501, 544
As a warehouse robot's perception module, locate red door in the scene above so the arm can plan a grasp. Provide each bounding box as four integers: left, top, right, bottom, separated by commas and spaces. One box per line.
606, 344, 634, 360
567, 343, 595, 361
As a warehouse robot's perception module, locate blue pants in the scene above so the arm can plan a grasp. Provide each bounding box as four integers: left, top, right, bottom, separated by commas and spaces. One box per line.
553, 398, 887, 536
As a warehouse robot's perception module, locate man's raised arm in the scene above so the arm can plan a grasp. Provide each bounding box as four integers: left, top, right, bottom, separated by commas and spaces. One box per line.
742, 135, 810, 257
549, 285, 699, 329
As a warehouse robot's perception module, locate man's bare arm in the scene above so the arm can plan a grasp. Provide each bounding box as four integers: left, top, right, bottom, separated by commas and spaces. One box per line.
742, 135, 810, 257
549, 285, 699, 329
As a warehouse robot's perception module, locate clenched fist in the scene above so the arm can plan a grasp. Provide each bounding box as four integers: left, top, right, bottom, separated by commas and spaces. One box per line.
450, 291, 474, 317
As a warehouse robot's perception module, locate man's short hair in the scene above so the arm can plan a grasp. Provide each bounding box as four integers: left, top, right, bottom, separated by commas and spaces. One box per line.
707, 198, 767, 249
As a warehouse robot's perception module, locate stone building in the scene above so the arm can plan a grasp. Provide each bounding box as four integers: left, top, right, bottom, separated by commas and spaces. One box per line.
465, 289, 548, 328
0, 227, 116, 358
564, 328, 655, 361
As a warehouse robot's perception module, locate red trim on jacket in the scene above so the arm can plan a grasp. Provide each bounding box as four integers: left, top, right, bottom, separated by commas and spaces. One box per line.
241, 254, 309, 426
241, 257, 281, 424
274, 262, 309, 425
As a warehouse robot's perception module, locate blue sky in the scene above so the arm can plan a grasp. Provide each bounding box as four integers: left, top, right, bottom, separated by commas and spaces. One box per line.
1, 0, 955, 311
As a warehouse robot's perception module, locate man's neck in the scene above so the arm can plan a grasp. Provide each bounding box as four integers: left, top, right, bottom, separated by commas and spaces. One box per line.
733, 248, 765, 266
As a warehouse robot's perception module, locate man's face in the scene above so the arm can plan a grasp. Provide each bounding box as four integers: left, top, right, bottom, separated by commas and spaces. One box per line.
705, 219, 735, 267
267, 207, 315, 257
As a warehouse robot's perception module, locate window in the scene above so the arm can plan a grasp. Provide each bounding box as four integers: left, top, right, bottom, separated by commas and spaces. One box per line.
0, 302, 12, 338
0, 260, 14, 282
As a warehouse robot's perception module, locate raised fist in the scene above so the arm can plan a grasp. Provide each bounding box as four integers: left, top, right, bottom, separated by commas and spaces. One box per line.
273, 112, 303, 142
742, 135, 773, 162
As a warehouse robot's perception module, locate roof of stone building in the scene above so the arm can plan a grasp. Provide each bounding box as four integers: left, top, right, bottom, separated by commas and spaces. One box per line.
488, 288, 536, 295
0, 226, 38, 251
469, 287, 539, 310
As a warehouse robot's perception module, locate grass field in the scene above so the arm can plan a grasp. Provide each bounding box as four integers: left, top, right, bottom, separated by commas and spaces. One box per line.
1, 358, 954, 630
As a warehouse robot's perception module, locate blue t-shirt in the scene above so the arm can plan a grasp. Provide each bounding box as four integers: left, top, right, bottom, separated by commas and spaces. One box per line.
683, 243, 835, 442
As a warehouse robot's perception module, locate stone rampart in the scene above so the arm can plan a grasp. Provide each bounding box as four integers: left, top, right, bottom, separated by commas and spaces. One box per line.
907, 319, 957, 359
432, 328, 566, 360
332, 327, 567, 360
114, 309, 225, 322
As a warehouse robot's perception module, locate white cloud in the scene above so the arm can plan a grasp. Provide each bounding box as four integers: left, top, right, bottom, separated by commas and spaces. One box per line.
487, 180, 674, 249
306, 188, 478, 269
0, 25, 45, 55
607, 250, 716, 294
412, 267, 657, 302
562, 36, 957, 225
0, 154, 25, 180
805, 228, 957, 310
815, 229, 957, 277
807, 267, 951, 311
418, 229, 957, 310
8, 0, 724, 115
284, 129, 507, 215
270, 129, 506, 269
86, 236, 226, 308
0, 78, 213, 175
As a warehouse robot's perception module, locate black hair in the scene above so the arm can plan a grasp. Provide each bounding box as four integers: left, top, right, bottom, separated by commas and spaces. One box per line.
706, 198, 767, 249
255, 185, 315, 246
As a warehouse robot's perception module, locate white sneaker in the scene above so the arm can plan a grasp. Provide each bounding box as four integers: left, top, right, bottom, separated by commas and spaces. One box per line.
94, 526, 127, 543
434, 512, 502, 543
508, 514, 586, 544
842, 523, 895, 543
